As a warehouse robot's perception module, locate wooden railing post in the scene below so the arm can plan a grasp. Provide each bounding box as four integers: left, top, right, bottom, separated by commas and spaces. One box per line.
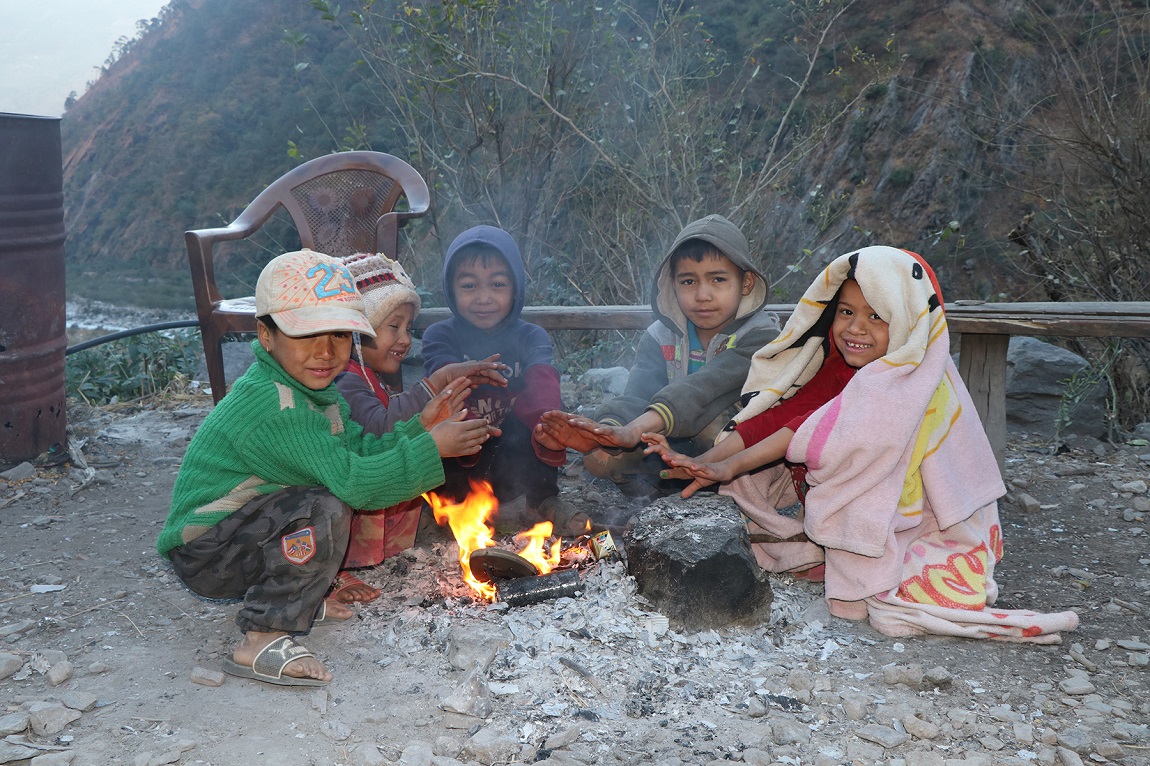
957, 333, 1009, 473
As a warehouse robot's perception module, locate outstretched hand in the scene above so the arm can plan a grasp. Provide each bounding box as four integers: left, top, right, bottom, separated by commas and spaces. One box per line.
419, 377, 472, 429
641, 432, 730, 499
545, 412, 641, 450
430, 354, 509, 392
429, 410, 501, 458
537, 410, 603, 453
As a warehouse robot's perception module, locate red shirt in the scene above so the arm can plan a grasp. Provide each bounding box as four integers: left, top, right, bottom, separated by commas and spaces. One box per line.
734, 342, 856, 447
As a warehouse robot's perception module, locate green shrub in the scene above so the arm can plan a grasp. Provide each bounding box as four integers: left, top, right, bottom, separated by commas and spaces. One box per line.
66, 329, 202, 405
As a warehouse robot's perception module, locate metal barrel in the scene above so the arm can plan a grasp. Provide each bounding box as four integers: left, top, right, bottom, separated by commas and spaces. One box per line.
0, 113, 67, 462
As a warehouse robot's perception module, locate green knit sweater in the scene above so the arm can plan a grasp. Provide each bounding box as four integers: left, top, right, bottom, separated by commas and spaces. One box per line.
157, 341, 445, 556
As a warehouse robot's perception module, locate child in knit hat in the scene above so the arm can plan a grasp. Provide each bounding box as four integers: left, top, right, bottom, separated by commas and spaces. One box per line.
159, 249, 496, 687
333, 253, 508, 602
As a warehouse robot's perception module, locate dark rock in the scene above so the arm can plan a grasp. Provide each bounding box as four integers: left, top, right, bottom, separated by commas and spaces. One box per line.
624, 494, 772, 631
1006, 337, 1106, 438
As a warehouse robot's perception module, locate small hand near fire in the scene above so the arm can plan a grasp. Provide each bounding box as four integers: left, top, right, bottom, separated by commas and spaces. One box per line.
427, 354, 509, 393
534, 411, 644, 453
421, 376, 502, 458
641, 433, 732, 499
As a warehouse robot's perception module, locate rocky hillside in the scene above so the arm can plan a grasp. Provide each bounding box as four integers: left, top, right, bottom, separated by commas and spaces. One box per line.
59, 0, 1083, 307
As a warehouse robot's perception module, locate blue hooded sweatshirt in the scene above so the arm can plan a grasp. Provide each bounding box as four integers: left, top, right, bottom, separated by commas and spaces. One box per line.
421, 226, 564, 464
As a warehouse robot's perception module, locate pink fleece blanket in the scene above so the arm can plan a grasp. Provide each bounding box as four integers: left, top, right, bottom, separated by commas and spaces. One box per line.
721, 246, 1079, 641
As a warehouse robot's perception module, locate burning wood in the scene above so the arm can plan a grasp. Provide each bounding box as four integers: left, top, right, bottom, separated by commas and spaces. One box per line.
424, 480, 617, 605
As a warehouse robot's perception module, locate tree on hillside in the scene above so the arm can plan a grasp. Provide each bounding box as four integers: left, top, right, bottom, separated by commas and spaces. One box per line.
304, 0, 895, 306
987, 0, 1150, 428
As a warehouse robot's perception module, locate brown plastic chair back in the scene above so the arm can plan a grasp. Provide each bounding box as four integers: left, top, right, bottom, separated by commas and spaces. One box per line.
186, 151, 430, 403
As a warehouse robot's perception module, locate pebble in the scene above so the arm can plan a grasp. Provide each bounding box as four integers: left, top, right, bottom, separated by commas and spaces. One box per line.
190, 666, 225, 687
25, 701, 82, 736
60, 691, 99, 712
1, 462, 37, 481
0, 711, 30, 735
1117, 479, 1147, 493
856, 723, 910, 749
46, 660, 74, 687
1058, 676, 1096, 695
1057, 746, 1085, 766
29, 752, 76, 765
1056, 728, 1094, 754
0, 653, 23, 679
1017, 493, 1042, 513
902, 715, 940, 740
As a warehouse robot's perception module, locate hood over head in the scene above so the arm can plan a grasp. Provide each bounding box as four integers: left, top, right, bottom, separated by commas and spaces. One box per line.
652, 214, 769, 334
441, 225, 527, 330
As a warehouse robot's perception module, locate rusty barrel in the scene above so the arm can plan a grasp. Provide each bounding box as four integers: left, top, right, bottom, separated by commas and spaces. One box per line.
0, 113, 67, 462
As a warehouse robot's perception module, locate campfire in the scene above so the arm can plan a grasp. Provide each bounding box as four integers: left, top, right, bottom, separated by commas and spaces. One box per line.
424, 480, 615, 604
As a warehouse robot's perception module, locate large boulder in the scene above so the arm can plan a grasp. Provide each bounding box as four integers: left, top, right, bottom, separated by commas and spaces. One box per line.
625, 493, 773, 631
1006, 337, 1107, 438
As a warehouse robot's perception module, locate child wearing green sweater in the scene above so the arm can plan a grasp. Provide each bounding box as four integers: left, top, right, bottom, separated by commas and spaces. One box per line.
159, 249, 495, 687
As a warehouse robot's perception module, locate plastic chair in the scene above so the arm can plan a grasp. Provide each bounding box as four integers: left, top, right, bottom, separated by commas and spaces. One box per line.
186, 151, 430, 403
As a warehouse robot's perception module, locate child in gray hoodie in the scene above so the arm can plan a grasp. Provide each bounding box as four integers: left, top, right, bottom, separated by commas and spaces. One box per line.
538, 215, 778, 509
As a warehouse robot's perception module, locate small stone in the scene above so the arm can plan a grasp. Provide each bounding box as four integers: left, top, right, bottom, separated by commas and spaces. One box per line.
1115, 639, 1150, 651
1095, 741, 1126, 759
29, 750, 76, 765
397, 742, 433, 766
923, 666, 952, 688
741, 748, 773, 766
38, 649, 67, 665
348, 742, 387, 766
0, 711, 30, 735
1118, 480, 1147, 493
1057, 746, 1085, 766
1, 462, 37, 481
771, 717, 811, 745
0, 742, 39, 763
841, 694, 869, 720
1017, 493, 1042, 513
902, 715, 940, 740
60, 692, 99, 712
190, 666, 225, 687
0, 620, 36, 638
1057, 728, 1094, 754
46, 660, 74, 687
979, 736, 1005, 751
904, 751, 944, 766
321, 719, 352, 741
0, 653, 24, 679
1128, 652, 1149, 667
26, 701, 82, 736
1013, 722, 1035, 744
543, 727, 580, 751
463, 727, 521, 763
1058, 677, 1096, 695
856, 723, 910, 749
87, 661, 112, 674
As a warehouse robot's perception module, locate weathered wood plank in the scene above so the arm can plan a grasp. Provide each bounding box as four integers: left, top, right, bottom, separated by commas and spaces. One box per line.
414, 302, 1150, 337
412, 301, 1150, 471
957, 334, 1010, 471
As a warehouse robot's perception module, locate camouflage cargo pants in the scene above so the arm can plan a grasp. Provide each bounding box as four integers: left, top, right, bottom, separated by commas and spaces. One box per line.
168, 486, 351, 635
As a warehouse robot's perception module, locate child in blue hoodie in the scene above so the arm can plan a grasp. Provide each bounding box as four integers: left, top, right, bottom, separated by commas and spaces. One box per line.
422, 226, 587, 534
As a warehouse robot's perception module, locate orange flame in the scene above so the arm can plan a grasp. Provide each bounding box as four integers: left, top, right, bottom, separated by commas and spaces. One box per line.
514, 522, 562, 574
425, 480, 499, 600
424, 480, 567, 601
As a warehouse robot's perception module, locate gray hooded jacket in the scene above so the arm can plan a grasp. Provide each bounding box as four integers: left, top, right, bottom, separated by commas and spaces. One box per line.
595, 215, 779, 439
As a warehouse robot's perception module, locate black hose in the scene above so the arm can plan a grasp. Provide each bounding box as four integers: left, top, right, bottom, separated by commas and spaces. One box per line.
65, 320, 201, 356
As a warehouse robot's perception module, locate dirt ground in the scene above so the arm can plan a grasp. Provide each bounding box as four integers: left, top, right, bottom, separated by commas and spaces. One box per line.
0, 396, 1147, 766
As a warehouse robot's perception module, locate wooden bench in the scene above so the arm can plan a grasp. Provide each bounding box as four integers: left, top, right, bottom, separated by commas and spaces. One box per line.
415, 302, 1150, 468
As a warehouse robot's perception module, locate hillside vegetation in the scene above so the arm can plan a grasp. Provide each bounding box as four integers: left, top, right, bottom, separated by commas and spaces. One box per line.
61, 0, 1150, 422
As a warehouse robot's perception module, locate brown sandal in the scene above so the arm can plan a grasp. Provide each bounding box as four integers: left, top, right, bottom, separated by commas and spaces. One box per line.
329, 571, 381, 603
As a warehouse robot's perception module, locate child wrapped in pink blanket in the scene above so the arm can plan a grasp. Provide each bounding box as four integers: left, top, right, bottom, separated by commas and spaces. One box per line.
645, 246, 1079, 642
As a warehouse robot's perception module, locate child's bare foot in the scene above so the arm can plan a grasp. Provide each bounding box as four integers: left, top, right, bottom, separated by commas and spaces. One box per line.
330, 571, 381, 603
232, 631, 332, 683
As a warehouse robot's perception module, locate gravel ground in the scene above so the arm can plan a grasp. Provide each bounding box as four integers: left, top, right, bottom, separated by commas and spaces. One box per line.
0, 397, 1147, 766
